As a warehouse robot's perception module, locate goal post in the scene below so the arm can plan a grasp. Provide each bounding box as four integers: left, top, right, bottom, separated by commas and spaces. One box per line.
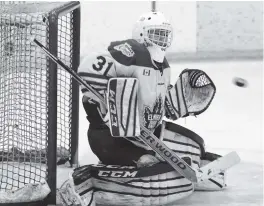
0, 2, 80, 205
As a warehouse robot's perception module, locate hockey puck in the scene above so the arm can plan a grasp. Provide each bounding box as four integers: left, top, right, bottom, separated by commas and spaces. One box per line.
233, 77, 247, 87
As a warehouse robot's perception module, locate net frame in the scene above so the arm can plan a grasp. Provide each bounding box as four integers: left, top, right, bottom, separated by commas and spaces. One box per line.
0, 2, 80, 205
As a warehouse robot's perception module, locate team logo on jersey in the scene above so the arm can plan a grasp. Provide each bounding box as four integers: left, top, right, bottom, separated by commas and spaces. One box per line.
114, 42, 135, 57
143, 96, 163, 130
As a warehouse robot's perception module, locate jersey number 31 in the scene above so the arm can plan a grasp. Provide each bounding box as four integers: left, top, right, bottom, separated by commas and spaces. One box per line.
93, 56, 113, 73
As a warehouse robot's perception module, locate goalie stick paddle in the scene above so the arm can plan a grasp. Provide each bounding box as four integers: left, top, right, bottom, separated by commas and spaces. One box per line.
32, 38, 239, 183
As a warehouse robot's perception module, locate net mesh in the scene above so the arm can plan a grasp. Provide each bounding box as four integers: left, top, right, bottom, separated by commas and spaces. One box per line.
0, 2, 78, 192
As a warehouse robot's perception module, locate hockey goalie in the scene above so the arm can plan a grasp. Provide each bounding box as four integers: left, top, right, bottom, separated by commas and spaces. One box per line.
58, 11, 231, 206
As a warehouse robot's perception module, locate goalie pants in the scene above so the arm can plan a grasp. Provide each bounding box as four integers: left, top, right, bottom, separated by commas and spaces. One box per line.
87, 126, 157, 166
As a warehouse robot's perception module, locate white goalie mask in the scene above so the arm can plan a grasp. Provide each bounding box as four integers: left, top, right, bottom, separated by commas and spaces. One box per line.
132, 11, 173, 63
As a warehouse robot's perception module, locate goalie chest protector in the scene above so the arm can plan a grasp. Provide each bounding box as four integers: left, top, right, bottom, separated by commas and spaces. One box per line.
107, 39, 171, 135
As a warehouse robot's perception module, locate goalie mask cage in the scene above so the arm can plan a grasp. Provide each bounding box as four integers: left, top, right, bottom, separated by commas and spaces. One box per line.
0, 1, 80, 205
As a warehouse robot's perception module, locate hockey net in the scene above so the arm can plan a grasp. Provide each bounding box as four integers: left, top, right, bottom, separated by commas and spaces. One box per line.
0, 2, 80, 204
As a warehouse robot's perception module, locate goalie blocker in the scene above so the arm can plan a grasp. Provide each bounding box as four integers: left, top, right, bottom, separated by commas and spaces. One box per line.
106, 78, 140, 137
58, 121, 229, 206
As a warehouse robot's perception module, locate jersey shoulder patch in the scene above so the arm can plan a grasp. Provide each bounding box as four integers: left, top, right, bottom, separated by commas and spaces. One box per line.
108, 39, 153, 67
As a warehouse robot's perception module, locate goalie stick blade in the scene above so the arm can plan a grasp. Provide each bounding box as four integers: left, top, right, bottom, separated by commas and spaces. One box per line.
196, 151, 241, 182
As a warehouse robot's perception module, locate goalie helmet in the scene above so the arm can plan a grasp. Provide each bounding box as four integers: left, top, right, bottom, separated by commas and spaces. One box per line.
132, 11, 173, 63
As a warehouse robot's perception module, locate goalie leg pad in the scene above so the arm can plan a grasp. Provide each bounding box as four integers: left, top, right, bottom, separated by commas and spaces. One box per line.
160, 121, 227, 190
70, 163, 194, 206
160, 121, 205, 168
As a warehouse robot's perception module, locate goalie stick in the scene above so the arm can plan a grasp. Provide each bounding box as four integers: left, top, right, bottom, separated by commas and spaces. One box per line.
32, 38, 240, 183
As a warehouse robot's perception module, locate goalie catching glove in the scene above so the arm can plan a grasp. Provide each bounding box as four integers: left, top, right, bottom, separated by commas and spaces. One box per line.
165, 69, 216, 120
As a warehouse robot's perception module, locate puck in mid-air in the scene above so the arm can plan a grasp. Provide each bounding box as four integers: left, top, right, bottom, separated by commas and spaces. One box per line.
233, 77, 247, 87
